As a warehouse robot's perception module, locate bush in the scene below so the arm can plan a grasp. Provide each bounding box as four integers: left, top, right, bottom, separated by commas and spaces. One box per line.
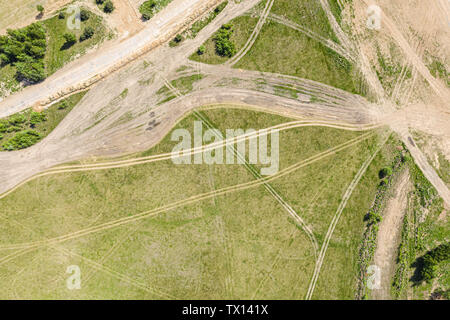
0, 23, 47, 82
96, 0, 105, 4
139, 0, 156, 20
58, 11, 66, 19
103, 1, 115, 13
379, 166, 393, 179
214, 24, 236, 57
29, 111, 47, 126
63, 33, 77, 47
420, 243, 450, 282
15, 60, 46, 83
197, 45, 206, 55
58, 100, 69, 110
2, 130, 41, 150
80, 9, 90, 21
36, 5, 44, 13
80, 27, 95, 41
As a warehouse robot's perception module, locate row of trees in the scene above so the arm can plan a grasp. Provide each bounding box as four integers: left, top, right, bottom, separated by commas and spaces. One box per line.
0, 23, 47, 83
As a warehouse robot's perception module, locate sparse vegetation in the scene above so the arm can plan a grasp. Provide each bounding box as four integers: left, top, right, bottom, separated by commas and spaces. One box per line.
0, 91, 87, 151
139, 0, 172, 20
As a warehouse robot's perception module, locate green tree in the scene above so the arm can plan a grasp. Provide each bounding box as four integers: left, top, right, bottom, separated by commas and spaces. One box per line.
139, 0, 156, 20
63, 33, 77, 47
103, 1, 115, 13
29, 111, 47, 126
80, 27, 95, 41
197, 45, 206, 55
214, 24, 236, 57
36, 5, 44, 14
80, 9, 90, 21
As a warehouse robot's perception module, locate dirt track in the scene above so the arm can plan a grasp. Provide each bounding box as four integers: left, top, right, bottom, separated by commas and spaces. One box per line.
0, 0, 448, 300
372, 170, 410, 300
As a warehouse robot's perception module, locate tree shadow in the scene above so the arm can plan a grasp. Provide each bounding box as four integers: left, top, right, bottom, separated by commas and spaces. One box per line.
410, 256, 425, 286
60, 42, 75, 51
36, 12, 44, 20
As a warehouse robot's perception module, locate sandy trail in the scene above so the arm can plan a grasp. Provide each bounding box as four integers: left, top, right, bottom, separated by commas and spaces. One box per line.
0, 0, 222, 118
372, 169, 410, 300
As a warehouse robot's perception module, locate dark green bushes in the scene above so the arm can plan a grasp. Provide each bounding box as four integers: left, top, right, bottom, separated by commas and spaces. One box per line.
214, 24, 236, 57
420, 243, 449, 282
0, 23, 47, 83
139, 0, 157, 20
2, 130, 41, 150
80, 27, 95, 41
104, 1, 115, 13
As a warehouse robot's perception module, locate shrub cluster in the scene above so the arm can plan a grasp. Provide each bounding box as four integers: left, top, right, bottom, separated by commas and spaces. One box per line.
421, 243, 450, 281
214, 24, 235, 57
0, 23, 47, 83
139, 0, 157, 20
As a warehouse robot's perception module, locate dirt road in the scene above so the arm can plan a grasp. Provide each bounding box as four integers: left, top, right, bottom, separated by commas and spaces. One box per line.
0, 0, 221, 118
372, 170, 410, 300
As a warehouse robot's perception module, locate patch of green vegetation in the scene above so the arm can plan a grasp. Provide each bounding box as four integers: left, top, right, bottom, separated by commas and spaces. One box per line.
0, 7, 107, 97
189, 16, 258, 65
427, 57, 450, 87
183, 1, 228, 39
171, 74, 203, 94
139, 0, 173, 20
234, 20, 366, 95
0, 23, 47, 83
0, 64, 21, 98
328, 0, 343, 26
169, 34, 184, 47
0, 91, 87, 151
274, 85, 298, 99
271, 0, 340, 43
391, 154, 448, 299
43, 7, 107, 76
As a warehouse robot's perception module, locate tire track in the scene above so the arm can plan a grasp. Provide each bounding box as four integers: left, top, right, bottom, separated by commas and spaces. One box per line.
225, 0, 274, 66
305, 132, 389, 299
0, 132, 374, 251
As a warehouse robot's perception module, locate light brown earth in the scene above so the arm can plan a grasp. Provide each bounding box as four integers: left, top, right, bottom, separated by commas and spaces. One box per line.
372, 170, 411, 300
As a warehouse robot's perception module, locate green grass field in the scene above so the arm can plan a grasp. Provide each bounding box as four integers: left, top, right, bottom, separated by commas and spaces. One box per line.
234, 20, 365, 95
43, 8, 107, 76
0, 106, 401, 299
